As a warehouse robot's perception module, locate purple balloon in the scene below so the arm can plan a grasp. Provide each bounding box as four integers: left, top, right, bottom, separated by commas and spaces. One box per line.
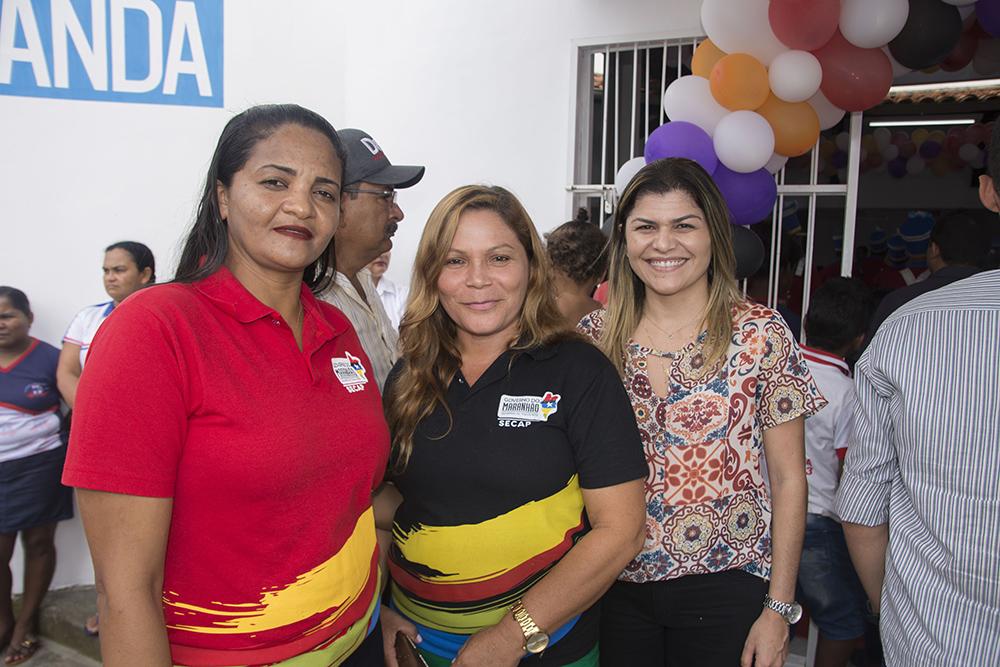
644, 121, 719, 174
919, 140, 942, 159
713, 165, 778, 226
888, 156, 908, 178
978, 0, 1000, 38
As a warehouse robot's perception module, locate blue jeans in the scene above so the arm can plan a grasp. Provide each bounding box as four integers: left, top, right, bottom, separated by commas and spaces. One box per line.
796, 514, 868, 641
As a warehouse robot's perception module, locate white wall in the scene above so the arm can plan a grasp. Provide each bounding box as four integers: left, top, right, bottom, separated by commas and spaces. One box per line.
3, 0, 705, 591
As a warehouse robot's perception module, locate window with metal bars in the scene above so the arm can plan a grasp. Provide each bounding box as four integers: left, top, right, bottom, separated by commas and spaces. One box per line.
569, 37, 860, 340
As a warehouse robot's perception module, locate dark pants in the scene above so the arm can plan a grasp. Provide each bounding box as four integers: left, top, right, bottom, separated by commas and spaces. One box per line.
341, 621, 386, 666
599, 570, 768, 667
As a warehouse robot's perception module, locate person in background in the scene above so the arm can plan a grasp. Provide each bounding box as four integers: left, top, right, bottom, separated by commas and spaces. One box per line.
836, 123, 1000, 667
62, 104, 390, 666
864, 213, 991, 346
56, 240, 155, 637
580, 158, 825, 667
545, 208, 608, 327
0, 287, 72, 666
367, 251, 408, 330
322, 129, 424, 389
797, 278, 874, 667
377, 185, 647, 667
57, 241, 156, 409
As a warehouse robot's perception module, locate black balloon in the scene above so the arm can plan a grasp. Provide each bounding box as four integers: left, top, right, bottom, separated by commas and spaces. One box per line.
732, 225, 765, 280
889, 0, 962, 70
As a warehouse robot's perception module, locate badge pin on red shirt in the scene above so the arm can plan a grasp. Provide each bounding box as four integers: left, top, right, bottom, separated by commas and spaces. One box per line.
331, 352, 369, 393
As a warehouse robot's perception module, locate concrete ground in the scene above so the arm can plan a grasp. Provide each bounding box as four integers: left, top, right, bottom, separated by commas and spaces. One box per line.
11, 640, 100, 667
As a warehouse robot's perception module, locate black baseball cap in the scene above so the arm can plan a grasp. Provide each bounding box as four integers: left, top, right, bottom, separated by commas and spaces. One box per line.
338, 128, 425, 188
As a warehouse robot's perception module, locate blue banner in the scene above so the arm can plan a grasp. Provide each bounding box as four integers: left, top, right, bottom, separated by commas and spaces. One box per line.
0, 0, 223, 107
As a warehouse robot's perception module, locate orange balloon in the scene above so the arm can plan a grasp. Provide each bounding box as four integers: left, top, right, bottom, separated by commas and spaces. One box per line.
756, 94, 820, 157
710, 54, 769, 111
692, 39, 726, 78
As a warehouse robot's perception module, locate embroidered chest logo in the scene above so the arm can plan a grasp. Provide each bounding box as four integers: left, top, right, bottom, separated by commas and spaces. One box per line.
24, 383, 50, 399
331, 352, 368, 393
496, 392, 561, 428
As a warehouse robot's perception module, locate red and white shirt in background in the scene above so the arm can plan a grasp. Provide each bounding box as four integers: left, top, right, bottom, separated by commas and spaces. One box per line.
800, 345, 855, 521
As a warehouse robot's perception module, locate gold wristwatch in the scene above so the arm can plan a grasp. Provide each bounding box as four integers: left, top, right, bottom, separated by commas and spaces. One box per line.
510, 600, 550, 654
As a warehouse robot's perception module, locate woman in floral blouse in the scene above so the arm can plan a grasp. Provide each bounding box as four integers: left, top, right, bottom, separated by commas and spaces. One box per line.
579, 158, 825, 667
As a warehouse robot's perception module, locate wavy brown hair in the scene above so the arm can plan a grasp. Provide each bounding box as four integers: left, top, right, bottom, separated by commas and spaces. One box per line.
385, 185, 569, 470
600, 158, 744, 376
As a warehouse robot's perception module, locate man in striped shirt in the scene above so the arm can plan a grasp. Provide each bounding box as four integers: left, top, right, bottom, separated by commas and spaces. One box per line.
836, 127, 1000, 666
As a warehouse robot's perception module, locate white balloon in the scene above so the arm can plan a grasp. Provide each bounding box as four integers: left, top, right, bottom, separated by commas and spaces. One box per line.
662, 75, 729, 136
714, 111, 775, 173
701, 0, 787, 65
765, 153, 789, 174
882, 144, 900, 161
840, 0, 909, 49
874, 127, 893, 151
808, 90, 847, 131
958, 6, 976, 19
882, 46, 913, 79
906, 156, 926, 175
614, 157, 647, 197
959, 143, 982, 163
768, 51, 823, 103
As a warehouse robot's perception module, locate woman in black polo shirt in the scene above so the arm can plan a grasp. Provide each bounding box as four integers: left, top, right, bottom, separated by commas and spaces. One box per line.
376, 185, 648, 667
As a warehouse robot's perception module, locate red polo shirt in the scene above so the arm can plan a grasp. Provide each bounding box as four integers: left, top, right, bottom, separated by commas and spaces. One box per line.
63, 267, 389, 666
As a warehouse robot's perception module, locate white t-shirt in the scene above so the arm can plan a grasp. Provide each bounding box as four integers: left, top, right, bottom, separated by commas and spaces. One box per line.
801, 345, 855, 520
375, 277, 409, 331
63, 301, 115, 368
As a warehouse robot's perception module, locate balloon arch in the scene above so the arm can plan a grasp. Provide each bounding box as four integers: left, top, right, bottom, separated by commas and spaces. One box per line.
615, 0, 999, 226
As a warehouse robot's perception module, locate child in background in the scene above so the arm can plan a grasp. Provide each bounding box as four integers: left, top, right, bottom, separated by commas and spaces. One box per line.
798, 278, 875, 667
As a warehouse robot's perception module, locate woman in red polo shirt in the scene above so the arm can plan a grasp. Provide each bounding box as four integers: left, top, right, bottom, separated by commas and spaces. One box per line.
63, 105, 390, 667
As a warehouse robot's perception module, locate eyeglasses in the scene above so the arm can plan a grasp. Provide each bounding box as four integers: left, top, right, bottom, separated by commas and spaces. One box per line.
343, 187, 398, 205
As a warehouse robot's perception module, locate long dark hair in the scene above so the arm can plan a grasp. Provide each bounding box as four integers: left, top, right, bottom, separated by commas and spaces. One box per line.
175, 104, 347, 293
106, 241, 156, 283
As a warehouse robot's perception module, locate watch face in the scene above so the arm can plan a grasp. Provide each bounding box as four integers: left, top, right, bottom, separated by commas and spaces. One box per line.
525, 632, 550, 654
786, 602, 803, 625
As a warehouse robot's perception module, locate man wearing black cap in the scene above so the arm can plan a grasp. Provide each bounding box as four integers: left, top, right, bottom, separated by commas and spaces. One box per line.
322, 129, 425, 390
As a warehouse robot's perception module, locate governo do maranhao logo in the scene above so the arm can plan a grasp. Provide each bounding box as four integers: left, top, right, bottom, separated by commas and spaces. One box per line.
0, 0, 223, 107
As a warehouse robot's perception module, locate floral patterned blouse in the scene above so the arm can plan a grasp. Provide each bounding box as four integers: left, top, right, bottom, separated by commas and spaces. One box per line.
578, 303, 825, 582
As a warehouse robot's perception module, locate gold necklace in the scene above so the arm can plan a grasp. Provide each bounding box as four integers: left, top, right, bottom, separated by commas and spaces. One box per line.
642, 313, 701, 344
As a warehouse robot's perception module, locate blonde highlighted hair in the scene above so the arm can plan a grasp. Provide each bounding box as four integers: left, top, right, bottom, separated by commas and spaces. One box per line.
600, 158, 745, 376
385, 185, 569, 470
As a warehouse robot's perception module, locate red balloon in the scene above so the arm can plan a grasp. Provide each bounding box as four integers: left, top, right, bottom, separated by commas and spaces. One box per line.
813, 31, 893, 112
970, 19, 991, 40
945, 134, 962, 156
942, 31, 978, 71
892, 131, 910, 146
769, 0, 840, 51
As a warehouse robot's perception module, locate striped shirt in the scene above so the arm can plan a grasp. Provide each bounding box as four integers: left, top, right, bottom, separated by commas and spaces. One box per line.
835, 269, 1000, 667
320, 268, 398, 391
